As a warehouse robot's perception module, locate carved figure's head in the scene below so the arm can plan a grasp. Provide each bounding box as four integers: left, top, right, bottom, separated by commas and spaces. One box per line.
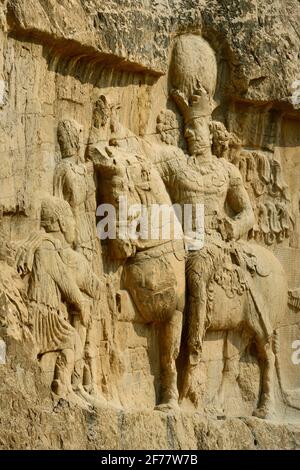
41, 196, 76, 244
93, 95, 111, 129
170, 35, 217, 157
57, 119, 81, 159
172, 88, 213, 157
90, 95, 122, 147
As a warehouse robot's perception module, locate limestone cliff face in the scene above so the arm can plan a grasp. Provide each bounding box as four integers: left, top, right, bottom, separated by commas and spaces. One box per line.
0, 0, 300, 450
4, 0, 300, 100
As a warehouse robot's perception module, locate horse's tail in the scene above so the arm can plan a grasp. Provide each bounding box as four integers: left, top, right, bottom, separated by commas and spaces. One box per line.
274, 330, 300, 410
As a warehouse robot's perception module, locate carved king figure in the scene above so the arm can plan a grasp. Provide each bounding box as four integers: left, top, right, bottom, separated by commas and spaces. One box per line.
169, 34, 289, 418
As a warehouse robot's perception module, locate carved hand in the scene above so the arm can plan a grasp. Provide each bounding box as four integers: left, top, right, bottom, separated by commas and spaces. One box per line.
78, 299, 91, 327
222, 217, 239, 241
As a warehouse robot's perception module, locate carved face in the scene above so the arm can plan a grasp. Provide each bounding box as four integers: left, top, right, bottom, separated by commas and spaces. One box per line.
184, 116, 212, 157
57, 121, 80, 159
93, 95, 111, 129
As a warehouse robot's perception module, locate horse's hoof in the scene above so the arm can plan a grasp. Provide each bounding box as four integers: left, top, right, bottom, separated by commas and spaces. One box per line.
91, 395, 122, 411
75, 386, 122, 411
252, 407, 269, 419
253, 400, 277, 420
155, 400, 180, 413
52, 380, 91, 410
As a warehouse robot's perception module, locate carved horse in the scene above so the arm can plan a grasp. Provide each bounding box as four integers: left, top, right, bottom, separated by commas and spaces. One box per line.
90, 143, 186, 411
184, 243, 288, 419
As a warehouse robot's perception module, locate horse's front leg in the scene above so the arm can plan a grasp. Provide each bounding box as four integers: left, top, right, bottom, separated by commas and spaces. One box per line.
155, 309, 183, 411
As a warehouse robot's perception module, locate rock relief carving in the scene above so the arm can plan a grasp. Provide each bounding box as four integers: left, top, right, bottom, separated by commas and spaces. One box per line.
16, 197, 105, 408
1, 28, 300, 422
88, 104, 187, 410
167, 34, 292, 418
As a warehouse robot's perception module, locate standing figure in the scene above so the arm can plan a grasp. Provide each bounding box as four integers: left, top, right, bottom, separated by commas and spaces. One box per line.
54, 123, 106, 405
54, 119, 99, 267
17, 197, 102, 407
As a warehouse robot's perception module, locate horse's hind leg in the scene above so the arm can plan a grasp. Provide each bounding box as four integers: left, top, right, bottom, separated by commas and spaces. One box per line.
253, 336, 276, 419
215, 330, 250, 413
155, 310, 183, 411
